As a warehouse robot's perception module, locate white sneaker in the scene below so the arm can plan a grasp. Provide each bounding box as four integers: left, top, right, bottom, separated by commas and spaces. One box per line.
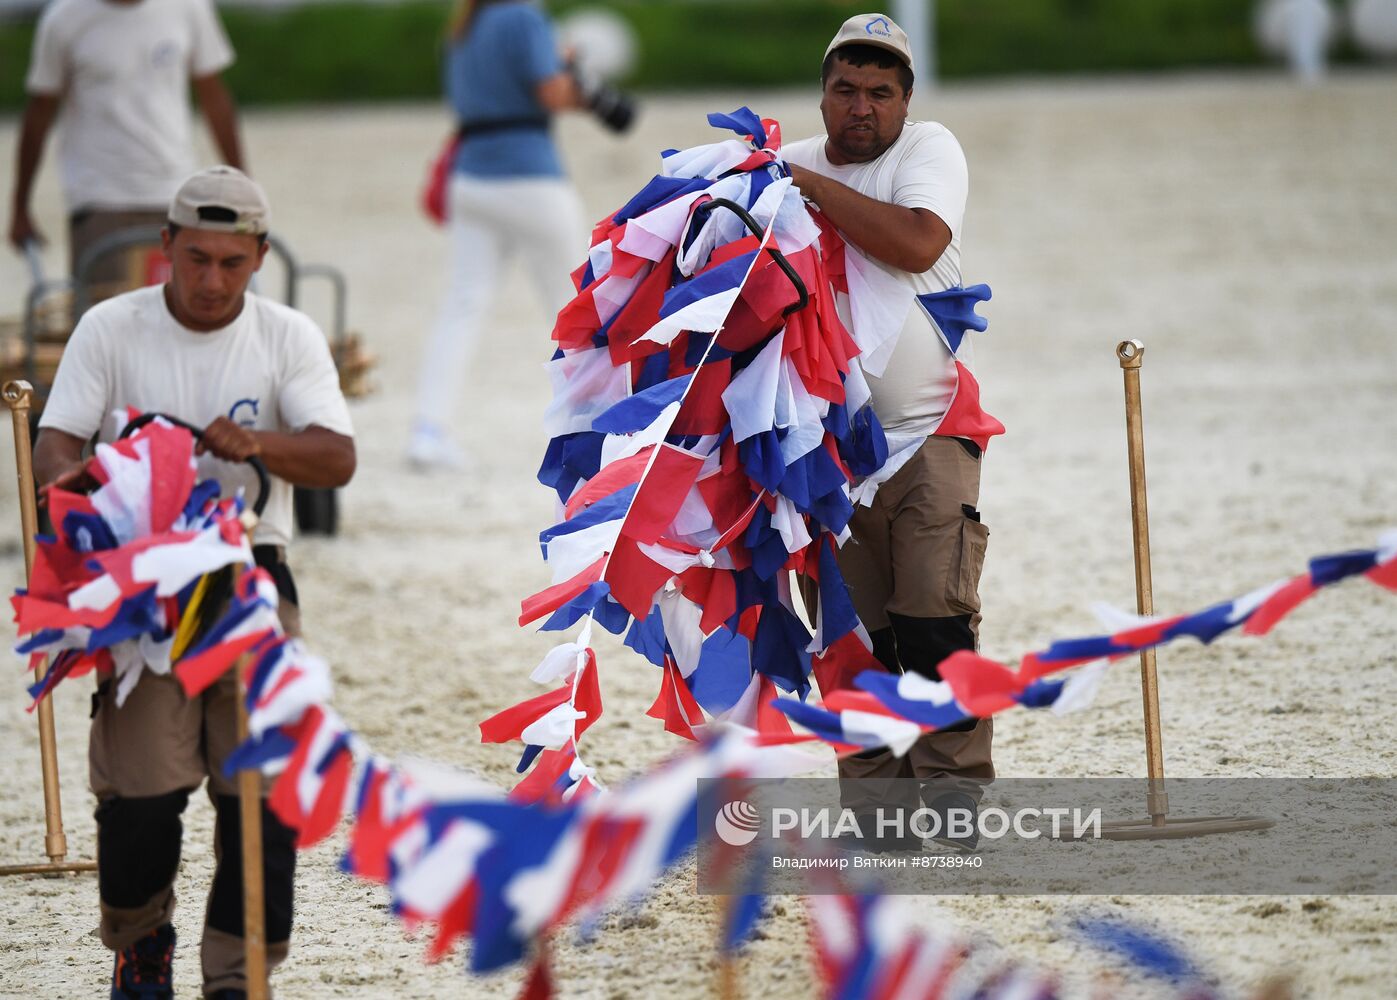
406, 426, 470, 473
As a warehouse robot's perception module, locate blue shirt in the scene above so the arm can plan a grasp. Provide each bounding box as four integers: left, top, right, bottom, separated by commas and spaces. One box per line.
448, 2, 564, 179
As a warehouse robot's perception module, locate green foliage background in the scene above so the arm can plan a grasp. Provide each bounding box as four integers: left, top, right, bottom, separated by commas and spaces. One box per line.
0, 0, 1356, 111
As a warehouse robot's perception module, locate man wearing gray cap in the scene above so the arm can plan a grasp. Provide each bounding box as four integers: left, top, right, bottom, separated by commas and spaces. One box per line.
32, 166, 355, 999
786, 13, 996, 851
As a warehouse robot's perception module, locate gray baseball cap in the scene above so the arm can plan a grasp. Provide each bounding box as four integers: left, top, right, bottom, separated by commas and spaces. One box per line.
825, 12, 914, 72
168, 166, 271, 235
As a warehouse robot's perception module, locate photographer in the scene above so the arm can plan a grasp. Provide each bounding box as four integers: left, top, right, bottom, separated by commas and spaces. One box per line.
409, 0, 634, 470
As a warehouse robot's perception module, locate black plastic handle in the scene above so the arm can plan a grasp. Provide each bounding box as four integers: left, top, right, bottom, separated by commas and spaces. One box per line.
696, 197, 811, 317
119, 412, 270, 518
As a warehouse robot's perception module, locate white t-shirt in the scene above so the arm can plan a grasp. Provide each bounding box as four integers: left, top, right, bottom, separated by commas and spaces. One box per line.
25, 0, 235, 213
40, 286, 354, 548
783, 121, 970, 436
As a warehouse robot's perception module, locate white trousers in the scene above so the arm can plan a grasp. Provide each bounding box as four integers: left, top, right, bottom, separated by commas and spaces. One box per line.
415, 173, 585, 430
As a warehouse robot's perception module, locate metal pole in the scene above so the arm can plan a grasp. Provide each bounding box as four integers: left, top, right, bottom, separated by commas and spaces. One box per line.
3, 380, 73, 862
1116, 342, 1168, 825
892, 0, 934, 89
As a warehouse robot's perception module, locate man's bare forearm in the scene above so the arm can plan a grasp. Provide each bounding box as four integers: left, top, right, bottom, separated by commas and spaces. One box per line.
252, 427, 356, 489
199, 418, 354, 489
33, 428, 88, 489
789, 163, 951, 273
194, 75, 245, 171
8, 95, 60, 248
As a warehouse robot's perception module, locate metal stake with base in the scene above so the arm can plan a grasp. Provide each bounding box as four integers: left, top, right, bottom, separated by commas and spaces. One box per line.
1097, 342, 1272, 840
0, 380, 97, 877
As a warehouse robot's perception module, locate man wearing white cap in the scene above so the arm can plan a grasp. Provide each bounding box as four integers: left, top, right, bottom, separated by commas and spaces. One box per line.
786, 13, 994, 851
33, 166, 355, 999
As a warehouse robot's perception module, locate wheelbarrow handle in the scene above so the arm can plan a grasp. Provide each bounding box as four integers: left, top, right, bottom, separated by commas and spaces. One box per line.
119, 412, 270, 518
697, 197, 811, 317
22, 239, 45, 288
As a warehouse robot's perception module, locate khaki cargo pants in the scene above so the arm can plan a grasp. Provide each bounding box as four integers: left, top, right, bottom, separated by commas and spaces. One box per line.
831, 435, 993, 807
90, 559, 301, 995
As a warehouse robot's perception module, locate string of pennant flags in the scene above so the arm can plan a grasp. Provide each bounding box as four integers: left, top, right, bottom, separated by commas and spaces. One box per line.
10, 418, 1369, 994
773, 531, 1397, 756
12, 107, 1395, 997
9, 414, 1371, 996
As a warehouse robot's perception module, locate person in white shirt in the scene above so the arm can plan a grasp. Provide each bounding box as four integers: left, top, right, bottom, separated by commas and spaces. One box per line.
33, 167, 354, 1000
786, 13, 994, 853
7, 0, 245, 295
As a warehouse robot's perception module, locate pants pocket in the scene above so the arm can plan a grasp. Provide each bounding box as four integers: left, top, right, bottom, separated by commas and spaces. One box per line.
949, 516, 989, 615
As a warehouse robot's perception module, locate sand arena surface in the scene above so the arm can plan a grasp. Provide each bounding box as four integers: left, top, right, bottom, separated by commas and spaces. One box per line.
1, 74, 1395, 998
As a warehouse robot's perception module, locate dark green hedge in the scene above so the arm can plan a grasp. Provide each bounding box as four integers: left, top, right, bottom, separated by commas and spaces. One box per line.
0, 0, 1332, 112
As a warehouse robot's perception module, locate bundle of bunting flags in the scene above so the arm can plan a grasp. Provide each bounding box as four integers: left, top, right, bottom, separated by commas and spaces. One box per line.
11, 416, 270, 707
485, 106, 1001, 796
775, 531, 1397, 756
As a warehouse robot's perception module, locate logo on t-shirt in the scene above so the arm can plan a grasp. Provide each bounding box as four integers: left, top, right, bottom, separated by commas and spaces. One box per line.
151, 40, 181, 70
229, 398, 260, 428
865, 16, 894, 38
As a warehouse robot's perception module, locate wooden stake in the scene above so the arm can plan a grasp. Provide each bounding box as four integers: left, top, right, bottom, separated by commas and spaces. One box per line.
232, 525, 268, 1000
717, 894, 739, 1000
236, 654, 268, 999
1116, 342, 1169, 825
1069, 346, 1272, 840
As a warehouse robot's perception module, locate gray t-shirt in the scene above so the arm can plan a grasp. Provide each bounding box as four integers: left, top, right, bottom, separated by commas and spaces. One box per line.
784, 121, 971, 436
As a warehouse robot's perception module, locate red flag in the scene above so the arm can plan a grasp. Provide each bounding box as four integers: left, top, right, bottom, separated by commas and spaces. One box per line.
516, 949, 555, 1000
602, 535, 674, 619
812, 630, 880, 697
938, 651, 1022, 717
1368, 559, 1397, 591
478, 685, 572, 744
426, 881, 477, 963
518, 555, 606, 627
1243, 574, 1318, 636
300, 748, 354, 849
564, 450, 654, 519
510, 746, 576, 804
547, 815, 646, 929
671, 358, 732, 436
679, 566, 738, 635
619, 444, 705, 544
646, 659, 705, 740
934, 359, 1005, 452
175, 627, 276, 698
608, 250, 677, 365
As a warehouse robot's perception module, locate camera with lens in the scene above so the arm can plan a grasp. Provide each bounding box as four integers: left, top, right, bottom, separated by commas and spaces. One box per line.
570, 67, 637, 133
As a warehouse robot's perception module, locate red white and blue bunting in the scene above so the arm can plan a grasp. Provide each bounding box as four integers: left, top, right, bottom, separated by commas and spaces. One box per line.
777, 531, 1397, 755
12, 109, 1387, 999
489, 106, 1001, 798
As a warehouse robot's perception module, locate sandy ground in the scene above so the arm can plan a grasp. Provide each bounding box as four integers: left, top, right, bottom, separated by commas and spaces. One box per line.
1, 72, 1396, 998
